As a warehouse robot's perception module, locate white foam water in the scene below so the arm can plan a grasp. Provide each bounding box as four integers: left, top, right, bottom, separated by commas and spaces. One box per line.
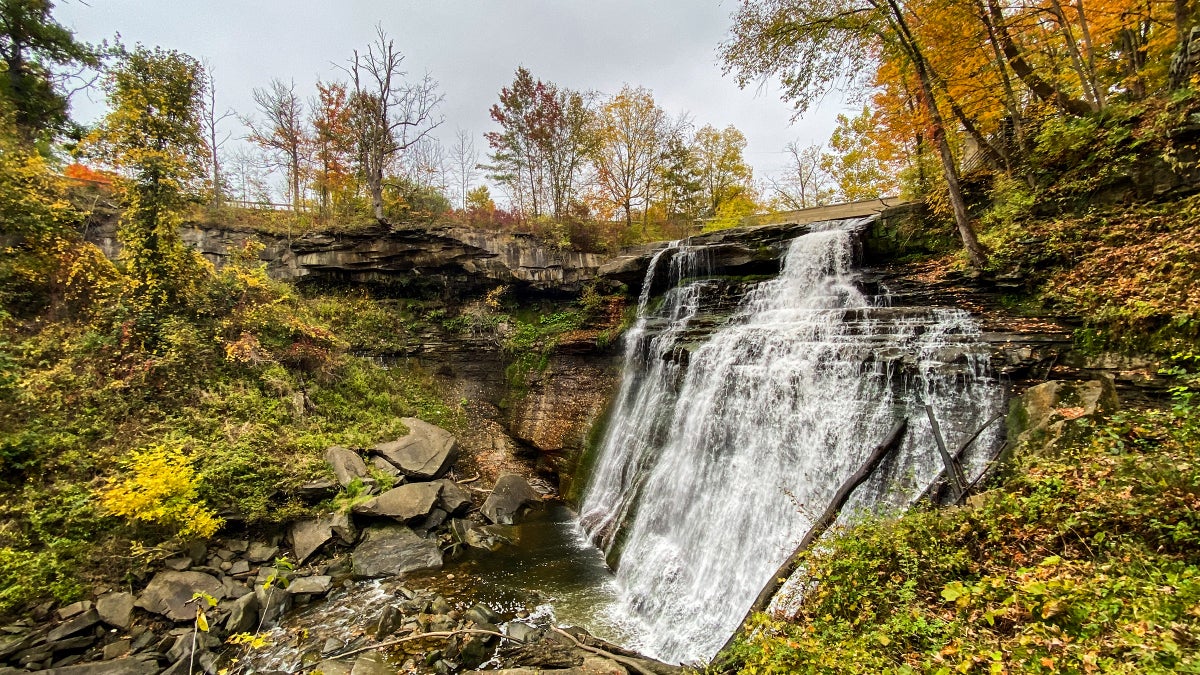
579, 219, 1002, 663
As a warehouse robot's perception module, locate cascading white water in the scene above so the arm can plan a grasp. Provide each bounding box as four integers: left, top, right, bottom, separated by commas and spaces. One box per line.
579, 218, 1003, 664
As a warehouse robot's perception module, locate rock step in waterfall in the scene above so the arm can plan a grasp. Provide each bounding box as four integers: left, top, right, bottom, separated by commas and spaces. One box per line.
579, 217, 1004, 664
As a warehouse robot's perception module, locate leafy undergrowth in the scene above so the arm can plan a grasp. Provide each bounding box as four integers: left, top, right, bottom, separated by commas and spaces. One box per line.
724, 399, 1200, 674
0, 239, 459, 615
983, 193, 1200, 355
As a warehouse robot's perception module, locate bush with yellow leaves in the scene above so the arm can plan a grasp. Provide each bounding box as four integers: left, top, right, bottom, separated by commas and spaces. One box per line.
99, 440, 223, 540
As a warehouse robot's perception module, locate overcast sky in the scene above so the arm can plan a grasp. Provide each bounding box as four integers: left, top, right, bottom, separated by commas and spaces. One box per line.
57, 0, 851, 196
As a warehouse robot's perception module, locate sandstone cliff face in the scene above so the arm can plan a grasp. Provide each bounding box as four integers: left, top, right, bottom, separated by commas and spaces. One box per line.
508, 339, 620, 489
86, 219, 606, 295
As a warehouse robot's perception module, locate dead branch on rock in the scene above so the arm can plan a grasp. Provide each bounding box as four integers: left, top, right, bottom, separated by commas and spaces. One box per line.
549, 627, 662, 675
334, 628, 516, 660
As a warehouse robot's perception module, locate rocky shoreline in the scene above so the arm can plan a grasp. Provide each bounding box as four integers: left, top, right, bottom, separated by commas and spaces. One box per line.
0, 418, 671, 675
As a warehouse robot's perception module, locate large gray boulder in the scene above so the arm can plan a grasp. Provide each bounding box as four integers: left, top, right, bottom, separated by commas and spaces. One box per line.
291, 511, 357, 563
352, 482, 441, 523
135, 571, 224, 622
352, 524, 443, 578
374, 418, 458, 480
95, 591, 134, 629
323, 446, 374, 489
435, 479, 473, 516
481, 474, 542, 525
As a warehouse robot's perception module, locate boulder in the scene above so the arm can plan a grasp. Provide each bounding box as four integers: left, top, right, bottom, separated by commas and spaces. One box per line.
352, 482, 441, 523
435, 479, 473, 516
350, 653, 393, 675
291, 517, 335, 564
481, 474, 542, 525
95, 592, 135, 629
246, 542, 279, 563
465, 603, 499, 625
374, 418, 458, 480
287, 576, 332, 595
352, 524, 443, 578
224, 592, 259, 634
323, 446, 373, 488
329, 510, 357, 544
103, 639, 131, 660
504, 622, 542, 644
1009, 377, 1119, 456
135, 571, 224, 622
313, 660, 353, 675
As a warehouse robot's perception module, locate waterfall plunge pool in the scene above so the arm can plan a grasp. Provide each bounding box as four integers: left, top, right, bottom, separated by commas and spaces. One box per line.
237, 503, 636, 673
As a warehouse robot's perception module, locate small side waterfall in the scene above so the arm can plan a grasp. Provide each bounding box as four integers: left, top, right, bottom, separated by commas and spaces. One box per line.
579, 219, 1003, 664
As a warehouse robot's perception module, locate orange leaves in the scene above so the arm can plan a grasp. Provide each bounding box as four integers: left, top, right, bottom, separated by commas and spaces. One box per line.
62, 163, 115, 185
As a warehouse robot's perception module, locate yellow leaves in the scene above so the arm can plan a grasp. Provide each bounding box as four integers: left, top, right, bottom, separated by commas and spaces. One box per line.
226, 632, 271, 649
98, 440, 223, 539
223, 333, 266, 364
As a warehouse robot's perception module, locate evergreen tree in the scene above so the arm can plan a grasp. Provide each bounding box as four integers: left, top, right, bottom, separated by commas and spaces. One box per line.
0, 0, 94, 145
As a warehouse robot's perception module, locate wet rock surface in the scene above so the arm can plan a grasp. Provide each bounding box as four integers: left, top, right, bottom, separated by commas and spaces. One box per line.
353, 524, 444, 578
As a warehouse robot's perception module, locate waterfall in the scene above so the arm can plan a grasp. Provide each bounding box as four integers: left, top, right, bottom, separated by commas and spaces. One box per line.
579, 218, 1003, 664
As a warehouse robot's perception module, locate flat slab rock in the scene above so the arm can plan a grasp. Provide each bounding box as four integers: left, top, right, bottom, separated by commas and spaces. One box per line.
352, 524, 443, 578
287, 575, 333, 595
29, 655, 161, 674
374, 418, 458, 480
134, 570, 224, 622
291, 511, 357, 563
352, 482, 441, 523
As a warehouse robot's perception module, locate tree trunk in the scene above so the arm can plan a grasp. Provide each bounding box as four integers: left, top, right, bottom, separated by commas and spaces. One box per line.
885, 0, 989, 267
986, 0, 1094, 116
974, 0, 1025, 152
717, 420, 908, 658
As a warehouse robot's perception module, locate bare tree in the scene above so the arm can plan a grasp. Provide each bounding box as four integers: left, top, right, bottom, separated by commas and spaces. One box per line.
343, 25, 444, 223
450, 128, 479, 210
403, 135, 449, 193
224, 146, 272, 206
769, 140, 833, 210
200, 60, 235, 208
245, 78, 308, 211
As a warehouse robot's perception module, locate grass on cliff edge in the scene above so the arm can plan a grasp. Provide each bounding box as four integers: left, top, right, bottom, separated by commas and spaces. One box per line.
722, 393, 1200, 674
